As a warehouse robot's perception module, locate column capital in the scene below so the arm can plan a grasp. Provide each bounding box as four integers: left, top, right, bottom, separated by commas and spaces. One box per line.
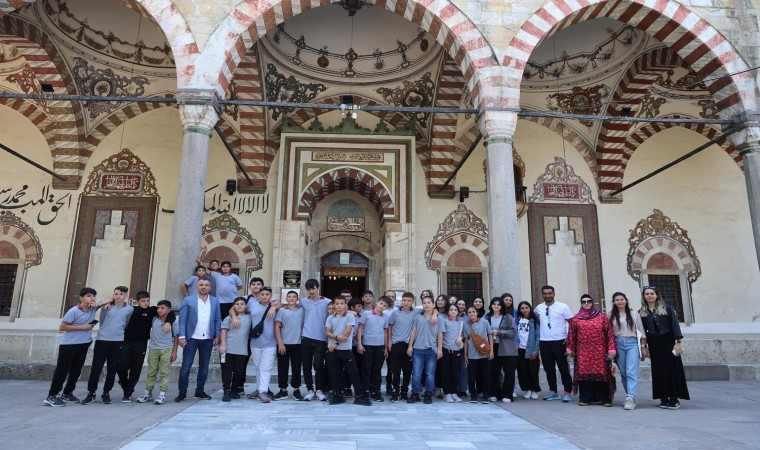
478, 110, 517, 144
177, 89, 220, 136
727, 111, 760, 151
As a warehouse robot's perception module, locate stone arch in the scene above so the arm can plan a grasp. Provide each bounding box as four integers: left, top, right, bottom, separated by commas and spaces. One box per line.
201, 213, 264, 280
424, 204, 489, 270
0, 211, 43, 268
430, 236, 489, 270
190, 0, 499, 108
86, 100, 176, 150
503, 0, 754, 116
297, 167, 395, 223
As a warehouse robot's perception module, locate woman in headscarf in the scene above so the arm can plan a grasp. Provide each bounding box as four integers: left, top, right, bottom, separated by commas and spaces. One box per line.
565, 294, 616, 406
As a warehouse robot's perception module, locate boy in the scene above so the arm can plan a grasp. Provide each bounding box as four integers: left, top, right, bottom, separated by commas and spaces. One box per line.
357, 296, 390, 401
273, 290, 304, 400
82, 286, 133, 405
209, 260, 242, 320
325, 297, 370, 406
387, 292, 417, 402
249, 286, 277, 403
136, 300, 179, 405
181, 265, 206, 297
219, 297, 250, 402
300, 279, 331, 401
361, 290, 375, 312
45, 287, 109, 406
341, 297, 363, 397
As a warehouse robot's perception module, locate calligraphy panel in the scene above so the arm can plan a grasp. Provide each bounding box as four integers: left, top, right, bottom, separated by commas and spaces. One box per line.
529, 157, 593, 204
98, 173, 143, 193
312, 152, 384, 162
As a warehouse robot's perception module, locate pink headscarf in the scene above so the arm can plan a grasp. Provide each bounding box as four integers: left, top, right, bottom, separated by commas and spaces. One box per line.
575, 294, 599, 320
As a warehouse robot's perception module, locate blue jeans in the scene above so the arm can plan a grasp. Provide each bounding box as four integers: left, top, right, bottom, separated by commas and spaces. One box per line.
411, 348, 437, 394
178, 338, 213, 394
615, 336, 639, 399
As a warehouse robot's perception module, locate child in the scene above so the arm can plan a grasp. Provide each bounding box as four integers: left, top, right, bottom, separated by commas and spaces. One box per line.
219, 297, 251, 402
516, 301, 542, 400
440, 304, 465, 403
44, 287, 108, 406
387, 292, 416, 402
464, 306, 495, 403
325, 297, 370, 406
249, 287, 277, 403
342, 297, 364, 397
407, 295, 444, 404
357, 296, 390, 401
136, 300, 179, 405
181, 265, 206, 297
273, 290, 304, 401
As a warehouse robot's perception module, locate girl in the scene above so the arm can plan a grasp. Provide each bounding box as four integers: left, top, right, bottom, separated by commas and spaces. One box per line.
440, 304, 465, 403
273, 290, 305, 401
501, 293, 519, 321
435, 295, 449, 316
485, 297, 504, 401
472, 297, 486, 318
640, 286, 689, 409
220, 297, 250, 402
434, 294, 449, 397
464, 306, 494, 403
455, 297, 469, 397
486, 297, 518, 402
516, 301, 541, 399
407, 295, 444, 404
609, 291, 647, 410
456, 299, 467, 317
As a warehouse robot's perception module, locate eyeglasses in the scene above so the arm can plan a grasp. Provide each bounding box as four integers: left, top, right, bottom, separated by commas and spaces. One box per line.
581, 299, 593, 304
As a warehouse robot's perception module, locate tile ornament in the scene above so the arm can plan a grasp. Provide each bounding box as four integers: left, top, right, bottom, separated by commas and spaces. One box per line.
71, 57, 150, 118
529, 157, 593, 204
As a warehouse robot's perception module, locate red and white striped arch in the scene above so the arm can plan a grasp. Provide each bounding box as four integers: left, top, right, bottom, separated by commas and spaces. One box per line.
503, 0, 755, 116
85, 100, 175, 150
427, 232, 489, 270
188, 0, 498, 108
428, 55, 466, 195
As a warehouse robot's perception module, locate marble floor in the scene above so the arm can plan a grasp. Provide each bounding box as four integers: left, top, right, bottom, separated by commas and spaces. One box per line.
122, 387, 577, 450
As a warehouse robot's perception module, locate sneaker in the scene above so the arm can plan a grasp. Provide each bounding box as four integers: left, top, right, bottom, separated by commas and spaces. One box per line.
659, 400, 668, 408
435, 388, 444, 399
451, 394, 463, 403
194, 391, 212, 400
444, 394, 454, 403
579, 401, 590, 406
523, 390, 532, 399
543, 391, 560, 401
622, 397, 636, 410
246, 391, 260, 400
315, 390, 327, 401
81, 392, 96, 405
136, 392, 153, 403
502, 398, 512, 403
329, 395, 345, 405
121, 393, 132, 403
457, 391, 468, 399
259, 392, 271, 403
488, 396, 497, 402
101, 393, 112, 404
390, 393, 400, 403
303, 390, 315, 401
666, 399, 681, 410
344, 388, 354, 398
423, 393, 433, 404
407, 393, 420, 403
530, 391, 539, 400
481, 396, 491, 404
400, 392, 409, 401
154, 393, 166, 405
371, 392, 384, 402
354, 394, 371, 406
562, 392, 572, 403
60, 393, 80, 403
292, 390, 304, 401
273, 390, 288, 401
44, 395, 65, 407
175, 392, 186, 402
470, 395, 479, 403
222, 391, 232, 402
231, 392, 241, 400
602, 402, 613, 407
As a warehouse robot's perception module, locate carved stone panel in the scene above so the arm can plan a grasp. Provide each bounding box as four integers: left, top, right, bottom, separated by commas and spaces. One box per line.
82, 148, 159, 198
425, 204, 489, 270
529, 157, 593, 204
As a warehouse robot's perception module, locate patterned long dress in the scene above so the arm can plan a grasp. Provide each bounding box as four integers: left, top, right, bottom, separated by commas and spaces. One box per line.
566, 313, 617, 403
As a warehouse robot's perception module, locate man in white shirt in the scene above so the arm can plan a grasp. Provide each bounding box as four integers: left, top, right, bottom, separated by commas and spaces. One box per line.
533, 285, 574, 402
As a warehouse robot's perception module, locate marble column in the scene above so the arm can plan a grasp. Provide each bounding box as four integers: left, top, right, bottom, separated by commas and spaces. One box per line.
164, 90, 220, 304
479, 110, 521, 300
743, 144, 760, 270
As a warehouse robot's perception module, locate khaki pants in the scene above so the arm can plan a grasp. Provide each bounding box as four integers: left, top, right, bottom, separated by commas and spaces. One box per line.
145, 347, 172, 393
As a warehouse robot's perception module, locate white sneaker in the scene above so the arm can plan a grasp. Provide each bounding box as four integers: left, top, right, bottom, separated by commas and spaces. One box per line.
136, 391, 152, 403
523, 390, 532, 399
315, 390, 327, 401
488, 396, 497, 402
502, 398, 512, 403
623, 397, 636, 410
303, 390, 315, 401
451, 393, 463, 403
530, 391, 539, 400
444, 394, 454, 403
154, 392, 166, 405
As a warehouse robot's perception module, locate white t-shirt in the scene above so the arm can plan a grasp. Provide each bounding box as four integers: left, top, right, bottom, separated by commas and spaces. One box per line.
518, 317, 530, 349
534, 301, 574, 341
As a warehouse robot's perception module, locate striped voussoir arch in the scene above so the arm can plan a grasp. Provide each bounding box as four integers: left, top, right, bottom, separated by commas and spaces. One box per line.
85, 98, 175, 152
428, 55, 465, 195
630, 237, 695, 274
595, 47, 682, 197
427, 232, 489, 270
518, 115, 598, 181
233, 47, 269, 192
0, 217, 43, 267
207, 0, 497, 107
624, 114, 740, 168
504, 0, 751, 117
0, 0, 151, 17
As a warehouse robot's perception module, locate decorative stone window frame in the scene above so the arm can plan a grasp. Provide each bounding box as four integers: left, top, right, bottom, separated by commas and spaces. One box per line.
0, 211, 43, 319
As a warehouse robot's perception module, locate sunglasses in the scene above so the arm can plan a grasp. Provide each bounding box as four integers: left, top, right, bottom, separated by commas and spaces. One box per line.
581, 299, 593, 304
545, 306, 550, 329
643, 286, 657, 290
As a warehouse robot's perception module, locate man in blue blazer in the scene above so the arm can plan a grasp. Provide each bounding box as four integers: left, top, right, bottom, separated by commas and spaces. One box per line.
176, 276, 221, 402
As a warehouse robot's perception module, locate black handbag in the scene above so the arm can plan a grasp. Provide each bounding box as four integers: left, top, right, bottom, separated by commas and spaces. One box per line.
251, 304, 272, 339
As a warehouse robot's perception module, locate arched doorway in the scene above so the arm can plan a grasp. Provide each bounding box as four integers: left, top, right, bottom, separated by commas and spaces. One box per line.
320, 251, 369, 300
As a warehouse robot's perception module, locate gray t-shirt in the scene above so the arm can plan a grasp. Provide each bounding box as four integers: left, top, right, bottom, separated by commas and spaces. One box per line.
96, 303, 133, 341
441, 317, 464, 351
326, 313, 355, 351
300, 297, 331, 341
465, 319, 492, 360
210, 272, 242, 304
249, 301, 276, 349
411, 314, 444, 350
149, 317, 178, 350
184, 275, 200, 294
488, 315, 503, 344
222, 315, 251, 355
61, 305, 97, 345
358, 310, 388, 346
388, 308, 417, 344
275, 307, 304, 345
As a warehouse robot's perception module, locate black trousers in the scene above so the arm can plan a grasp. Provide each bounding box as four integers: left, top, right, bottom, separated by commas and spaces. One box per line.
48, 342, 91, 396
495, 355, 519, 400
361, 345, 385, 394
440, 348, 462, 394
540, 339, 573, 393
343, 347, 362, 390
467, 358, 491, 396
277, 344, 303, 389
327, 349, 362, 395
301, 337, 327, 392
221, 353, 247, 393
87, 340, 123, 394
517, 348, 542, 392
219, 303, 233, 321
388, 342, 412, 394
118, 341, 147, 394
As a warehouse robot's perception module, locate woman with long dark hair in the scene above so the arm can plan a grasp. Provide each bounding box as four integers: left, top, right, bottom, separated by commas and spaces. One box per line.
640, 286, 689, 409
516, 301, 541, 399
501, 293, 518, 321
486, 297, 518, 402
472, 297, 486, 318
608, 292, 647, 410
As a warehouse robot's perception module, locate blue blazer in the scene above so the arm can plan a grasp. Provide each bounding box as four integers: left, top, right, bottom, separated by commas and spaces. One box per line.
179, 295, 221, 340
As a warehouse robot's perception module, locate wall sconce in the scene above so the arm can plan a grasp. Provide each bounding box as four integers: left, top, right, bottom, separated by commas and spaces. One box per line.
226, 179, 236, 195
459, 186, 470, 203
